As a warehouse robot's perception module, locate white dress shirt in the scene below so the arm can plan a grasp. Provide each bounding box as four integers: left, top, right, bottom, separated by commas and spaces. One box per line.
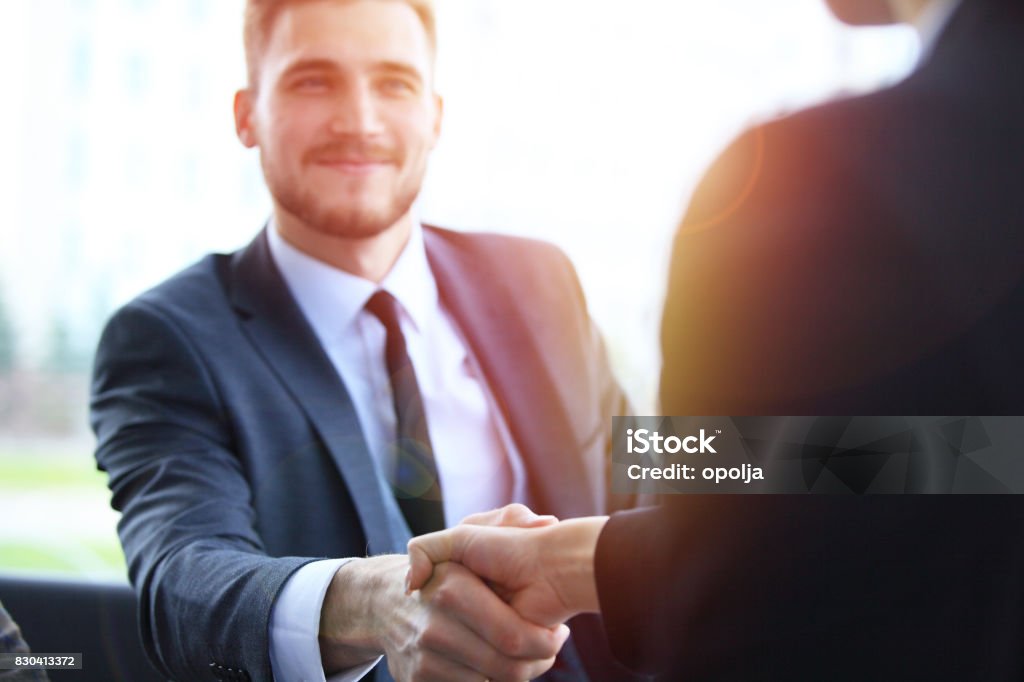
266, 222, 527, 682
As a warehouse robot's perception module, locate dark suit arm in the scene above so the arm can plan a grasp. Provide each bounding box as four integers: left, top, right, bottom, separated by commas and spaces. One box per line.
595, 496, 1024, 679
91, 301, 312, 682
594, 498, 816, 676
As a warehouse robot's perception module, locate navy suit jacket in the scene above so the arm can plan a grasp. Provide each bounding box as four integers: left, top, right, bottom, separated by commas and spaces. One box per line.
598, 1, 1024, 679
91, 226, 632, 681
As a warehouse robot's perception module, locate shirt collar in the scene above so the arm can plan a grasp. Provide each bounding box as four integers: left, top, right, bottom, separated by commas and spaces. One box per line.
379, 221, 437, 334
267, 218, 438, 341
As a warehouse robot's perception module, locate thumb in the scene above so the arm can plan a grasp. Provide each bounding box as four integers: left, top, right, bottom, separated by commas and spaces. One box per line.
406, 528, 460, 593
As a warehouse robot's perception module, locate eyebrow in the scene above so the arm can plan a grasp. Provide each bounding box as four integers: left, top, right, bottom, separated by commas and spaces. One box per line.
279, 58, 425, 84
279, 58, 338, 80
372, 60, 424, 84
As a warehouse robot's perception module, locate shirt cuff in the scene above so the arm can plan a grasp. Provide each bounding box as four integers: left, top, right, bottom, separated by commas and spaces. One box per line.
270, 558, 383, 682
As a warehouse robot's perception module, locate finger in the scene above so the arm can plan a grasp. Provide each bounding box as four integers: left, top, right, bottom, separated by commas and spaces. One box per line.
386, 643, 484, 682
408, 527, 463, 593
461, 503, 558, 529
458, 506, 509, 526
435, 563, 566, 661
419, 564, 564, 681
554, 624, 571, 649
415, 605, 556, 682
498, 505, 559, 529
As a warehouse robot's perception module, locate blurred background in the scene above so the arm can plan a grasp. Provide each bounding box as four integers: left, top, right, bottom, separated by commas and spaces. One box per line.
0, 0, 917, 581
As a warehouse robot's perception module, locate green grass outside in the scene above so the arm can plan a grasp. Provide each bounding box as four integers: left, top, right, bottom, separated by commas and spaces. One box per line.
0, 456, 107, 489
0, 449, 127, 578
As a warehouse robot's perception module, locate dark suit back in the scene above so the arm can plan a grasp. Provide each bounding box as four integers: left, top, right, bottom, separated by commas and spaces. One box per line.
597, 1, 1024, 680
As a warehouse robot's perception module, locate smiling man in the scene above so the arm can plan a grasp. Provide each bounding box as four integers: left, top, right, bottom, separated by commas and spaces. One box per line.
238, 0, 440, 280
90, 1, 631, 681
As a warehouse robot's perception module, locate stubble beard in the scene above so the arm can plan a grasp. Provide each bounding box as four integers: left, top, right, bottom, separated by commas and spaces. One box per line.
262, 147, 424, 240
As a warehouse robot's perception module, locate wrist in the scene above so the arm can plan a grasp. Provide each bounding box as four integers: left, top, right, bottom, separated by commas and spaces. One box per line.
319, 555, 408, 672
544, 517, 608, 616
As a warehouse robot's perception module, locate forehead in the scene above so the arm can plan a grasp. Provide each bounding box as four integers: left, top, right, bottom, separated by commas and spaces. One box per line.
261, 0, 432, 80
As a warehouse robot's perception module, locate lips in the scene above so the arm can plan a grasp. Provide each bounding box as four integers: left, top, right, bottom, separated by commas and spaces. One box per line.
316, 157, 390, 172
306, 140, 396, 171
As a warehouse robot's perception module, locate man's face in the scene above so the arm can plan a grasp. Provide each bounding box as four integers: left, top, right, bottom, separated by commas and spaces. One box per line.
236, 0, 441, 239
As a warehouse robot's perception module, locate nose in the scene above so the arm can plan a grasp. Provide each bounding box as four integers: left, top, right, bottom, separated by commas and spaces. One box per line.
329, 81, 384, 136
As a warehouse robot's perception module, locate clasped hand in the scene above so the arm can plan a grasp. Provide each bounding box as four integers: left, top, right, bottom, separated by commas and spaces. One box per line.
405, 504, 608, 665
319, 504, 605, 682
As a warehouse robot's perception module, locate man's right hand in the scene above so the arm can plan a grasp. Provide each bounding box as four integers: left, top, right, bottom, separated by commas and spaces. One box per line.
317, 503, 570, 682
318, 554, 568, 682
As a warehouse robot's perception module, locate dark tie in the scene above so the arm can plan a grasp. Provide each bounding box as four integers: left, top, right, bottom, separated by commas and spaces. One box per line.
364, 290, 445, 536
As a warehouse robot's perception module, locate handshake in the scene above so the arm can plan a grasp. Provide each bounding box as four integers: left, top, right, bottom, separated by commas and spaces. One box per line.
368, 504, 613, 681
406, 504, 608, 630
319, 504, 613, 682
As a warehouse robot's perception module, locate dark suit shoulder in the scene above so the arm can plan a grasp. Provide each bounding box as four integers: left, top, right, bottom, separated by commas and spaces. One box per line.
94, 252, 239, 410
664, 49, 1024, 413
680, 81, 918, 235
125, 252, 235, 321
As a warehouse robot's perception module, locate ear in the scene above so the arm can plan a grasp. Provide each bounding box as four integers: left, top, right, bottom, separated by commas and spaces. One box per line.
431, 93, 444, 148
234, 89, 258, 148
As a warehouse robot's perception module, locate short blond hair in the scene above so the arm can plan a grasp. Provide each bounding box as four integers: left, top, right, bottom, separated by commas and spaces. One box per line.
243, 0, 437, 88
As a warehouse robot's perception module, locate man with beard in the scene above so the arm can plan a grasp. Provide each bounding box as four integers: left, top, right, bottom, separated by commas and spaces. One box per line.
90, 1, 631, 681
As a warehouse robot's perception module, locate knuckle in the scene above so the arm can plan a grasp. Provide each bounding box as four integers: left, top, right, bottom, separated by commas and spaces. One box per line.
417, 626, 442, 651
482, 652, 518, 682
419, 658, 448, 681
506, 502, 528, 516
502, 503, 529, 524
431, 582, 459, 610
496, 628, 525, 656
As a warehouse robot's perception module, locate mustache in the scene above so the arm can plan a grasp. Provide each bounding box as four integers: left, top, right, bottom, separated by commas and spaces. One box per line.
304, 139, 397, 164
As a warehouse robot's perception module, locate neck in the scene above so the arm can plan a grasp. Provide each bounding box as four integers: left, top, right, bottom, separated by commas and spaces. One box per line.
273, 207, 414, 283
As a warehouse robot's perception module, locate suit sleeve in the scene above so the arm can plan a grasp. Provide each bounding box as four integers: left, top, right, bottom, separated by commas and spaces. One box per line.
595, 495, 1024, 679
91, 300, 314, 682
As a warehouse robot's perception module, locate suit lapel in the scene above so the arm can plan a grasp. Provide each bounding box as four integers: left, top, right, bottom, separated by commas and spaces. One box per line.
423, 227, 596, 517
227, 230, 409, 554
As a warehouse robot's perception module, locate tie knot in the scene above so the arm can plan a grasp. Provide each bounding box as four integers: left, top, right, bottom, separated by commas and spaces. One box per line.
365, 290, 402, 332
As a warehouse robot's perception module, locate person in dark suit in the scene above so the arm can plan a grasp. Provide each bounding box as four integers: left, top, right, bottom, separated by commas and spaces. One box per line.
0, 601, 48, 681
89, 1, 633, 681
408, 0, 1024, 679
659, 0, 1024, 416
